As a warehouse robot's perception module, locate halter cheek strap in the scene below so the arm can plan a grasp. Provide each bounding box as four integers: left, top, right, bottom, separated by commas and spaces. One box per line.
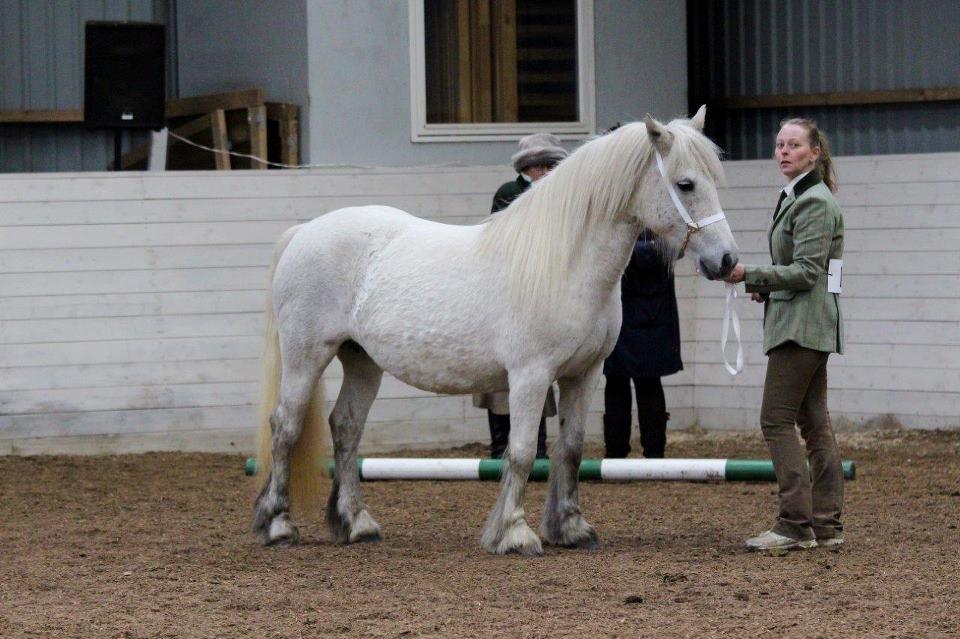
654, 150, 727, 252
654, 150, 743, 376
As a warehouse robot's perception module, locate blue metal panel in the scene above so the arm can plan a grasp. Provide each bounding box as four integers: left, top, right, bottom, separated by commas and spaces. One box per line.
690, 0, 960, 159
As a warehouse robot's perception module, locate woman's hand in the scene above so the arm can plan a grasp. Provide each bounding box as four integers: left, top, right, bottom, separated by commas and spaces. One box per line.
751, 292, 765, 303
723, 263, 746, 284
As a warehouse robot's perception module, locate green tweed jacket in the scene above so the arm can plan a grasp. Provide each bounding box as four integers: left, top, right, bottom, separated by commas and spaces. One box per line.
744, 171, 845, 355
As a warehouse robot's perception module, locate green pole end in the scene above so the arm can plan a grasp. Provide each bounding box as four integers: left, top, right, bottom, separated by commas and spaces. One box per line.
474, 459, 555, 480
529, 458, 551, 480
476, 459, 604, 481
578, 459, 603, 480
842, 460, 856, 480
477, 459, 552, 481
245, 457, 257, 476
725, 459, 857, 481
725, 459, 777, 481
478, 459, 502, 480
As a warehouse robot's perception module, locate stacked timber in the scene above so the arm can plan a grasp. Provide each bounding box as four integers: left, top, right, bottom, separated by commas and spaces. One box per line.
120, 88, 300, 170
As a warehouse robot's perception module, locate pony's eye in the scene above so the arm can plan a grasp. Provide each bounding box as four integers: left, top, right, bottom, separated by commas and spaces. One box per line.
676, 180, 695, 192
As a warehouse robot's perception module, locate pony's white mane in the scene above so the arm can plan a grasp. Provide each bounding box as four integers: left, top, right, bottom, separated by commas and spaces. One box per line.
477, 117, 723, 313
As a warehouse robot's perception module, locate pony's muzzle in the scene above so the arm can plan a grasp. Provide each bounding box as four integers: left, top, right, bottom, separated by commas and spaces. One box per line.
699, 252, 737, 280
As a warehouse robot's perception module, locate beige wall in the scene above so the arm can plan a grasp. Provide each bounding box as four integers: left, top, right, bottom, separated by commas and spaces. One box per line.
1, 152, 957, 455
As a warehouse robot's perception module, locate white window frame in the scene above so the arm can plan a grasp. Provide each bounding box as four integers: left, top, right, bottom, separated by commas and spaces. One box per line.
408, 0, 596, 142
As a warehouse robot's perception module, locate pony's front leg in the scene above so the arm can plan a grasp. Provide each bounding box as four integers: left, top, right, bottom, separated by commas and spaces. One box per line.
480, 372, 551, 556
541, 361, 603, 549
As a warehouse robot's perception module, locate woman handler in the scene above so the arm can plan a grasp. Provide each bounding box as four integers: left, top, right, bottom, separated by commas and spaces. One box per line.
724, 118, 846, 552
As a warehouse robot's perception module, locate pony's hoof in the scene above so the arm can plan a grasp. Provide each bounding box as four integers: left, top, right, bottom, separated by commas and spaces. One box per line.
330, 508, 382, 545
267, 514, 300, 546
347, 509, 382, 544
267, 534, 300, 548
485, 521, 543, 556
568, 528, 600, 550
352, 530, 383, 544
542, 515, 600, 549
502, 541, 544, 557
252, 503, 275, 539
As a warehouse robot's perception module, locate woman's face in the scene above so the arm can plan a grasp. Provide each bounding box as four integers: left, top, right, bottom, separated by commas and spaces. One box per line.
775, 123, 820, 181
526, 165, 552, 182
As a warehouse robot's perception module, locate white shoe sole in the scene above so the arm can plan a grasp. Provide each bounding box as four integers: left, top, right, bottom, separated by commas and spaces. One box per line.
746, 538, 818, 552
818, 537, 844, 548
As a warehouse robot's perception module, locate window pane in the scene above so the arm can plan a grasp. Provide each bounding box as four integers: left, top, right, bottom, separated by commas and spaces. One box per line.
517, 0, 577, 122
424, 0, 578, 124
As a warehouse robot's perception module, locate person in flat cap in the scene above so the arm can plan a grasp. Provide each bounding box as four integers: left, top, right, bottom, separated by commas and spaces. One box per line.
472, 132, 569, 459
490, 132, 569, 212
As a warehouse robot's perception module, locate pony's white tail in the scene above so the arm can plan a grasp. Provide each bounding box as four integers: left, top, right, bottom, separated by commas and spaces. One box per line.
255, 224, 328, 518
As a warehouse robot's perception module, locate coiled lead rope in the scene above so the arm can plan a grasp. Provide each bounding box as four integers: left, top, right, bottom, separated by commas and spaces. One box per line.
721, 284, 744, 375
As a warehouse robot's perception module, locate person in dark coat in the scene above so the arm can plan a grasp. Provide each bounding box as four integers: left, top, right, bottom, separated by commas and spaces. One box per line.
472, 132, 568, 459
602, 229, 683, 458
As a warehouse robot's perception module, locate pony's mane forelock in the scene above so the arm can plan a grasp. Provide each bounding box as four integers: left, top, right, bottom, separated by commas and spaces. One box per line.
663, 118, 725, 187
477, 118, 722, 313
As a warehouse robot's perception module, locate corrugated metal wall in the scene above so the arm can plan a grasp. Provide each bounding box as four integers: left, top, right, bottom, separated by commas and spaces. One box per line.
0, 0, 174, 173
688, 0, 960, 159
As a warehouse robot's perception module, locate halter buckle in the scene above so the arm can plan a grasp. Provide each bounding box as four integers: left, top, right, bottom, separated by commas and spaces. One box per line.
680, 222, 699, 252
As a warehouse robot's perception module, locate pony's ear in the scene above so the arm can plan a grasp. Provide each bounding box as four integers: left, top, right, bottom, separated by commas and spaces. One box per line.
644, 114, 671, 153
690, 104, 707, 131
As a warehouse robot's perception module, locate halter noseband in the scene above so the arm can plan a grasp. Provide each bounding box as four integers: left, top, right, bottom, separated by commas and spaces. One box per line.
654, 150, 727, 252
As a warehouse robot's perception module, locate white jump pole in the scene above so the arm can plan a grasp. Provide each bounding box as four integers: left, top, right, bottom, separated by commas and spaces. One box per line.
244, 457, 856, 482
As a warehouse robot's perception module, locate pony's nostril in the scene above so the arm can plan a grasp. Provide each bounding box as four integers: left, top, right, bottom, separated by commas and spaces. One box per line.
721, 252, 733, 273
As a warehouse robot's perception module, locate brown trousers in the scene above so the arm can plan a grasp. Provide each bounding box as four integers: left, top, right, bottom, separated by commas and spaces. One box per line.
761, 342, 844, 541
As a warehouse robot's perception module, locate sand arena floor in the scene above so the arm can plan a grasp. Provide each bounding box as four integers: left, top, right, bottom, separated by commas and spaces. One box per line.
2, 428, 958, 638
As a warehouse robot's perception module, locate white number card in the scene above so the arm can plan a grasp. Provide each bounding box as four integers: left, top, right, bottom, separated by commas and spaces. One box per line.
828, 259, 843, 294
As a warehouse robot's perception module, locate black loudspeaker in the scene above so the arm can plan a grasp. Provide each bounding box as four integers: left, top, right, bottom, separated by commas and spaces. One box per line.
84, 22, 166, 129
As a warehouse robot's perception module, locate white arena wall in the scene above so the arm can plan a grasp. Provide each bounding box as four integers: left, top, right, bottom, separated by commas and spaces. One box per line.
1, 152, 957, 455
698, 153, 960, 432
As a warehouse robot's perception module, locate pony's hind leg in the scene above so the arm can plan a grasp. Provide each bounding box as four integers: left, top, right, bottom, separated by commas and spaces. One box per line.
253, 347, 332, 546
480, 371, 552, 556
326, 341, 384, 544
541, 362, 603, 549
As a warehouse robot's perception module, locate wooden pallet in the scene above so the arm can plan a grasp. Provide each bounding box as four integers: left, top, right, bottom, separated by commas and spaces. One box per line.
120, 88, 299, 170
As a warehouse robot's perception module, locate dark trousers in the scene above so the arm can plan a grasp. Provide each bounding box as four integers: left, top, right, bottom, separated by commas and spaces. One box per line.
603, 374, 667, 458
761, 342, 844, 542
487, 411, 548, 459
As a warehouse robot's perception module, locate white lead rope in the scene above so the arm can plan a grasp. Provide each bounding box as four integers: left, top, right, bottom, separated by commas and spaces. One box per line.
721, 284, 744, 375
654, 150, 743, 376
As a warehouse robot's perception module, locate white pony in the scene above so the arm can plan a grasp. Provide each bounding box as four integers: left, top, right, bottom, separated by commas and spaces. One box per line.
253, 107, 738, 555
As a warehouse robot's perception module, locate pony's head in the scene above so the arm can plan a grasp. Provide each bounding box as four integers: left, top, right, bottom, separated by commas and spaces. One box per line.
478, 107, 738, 314
638, 106, 738, 280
